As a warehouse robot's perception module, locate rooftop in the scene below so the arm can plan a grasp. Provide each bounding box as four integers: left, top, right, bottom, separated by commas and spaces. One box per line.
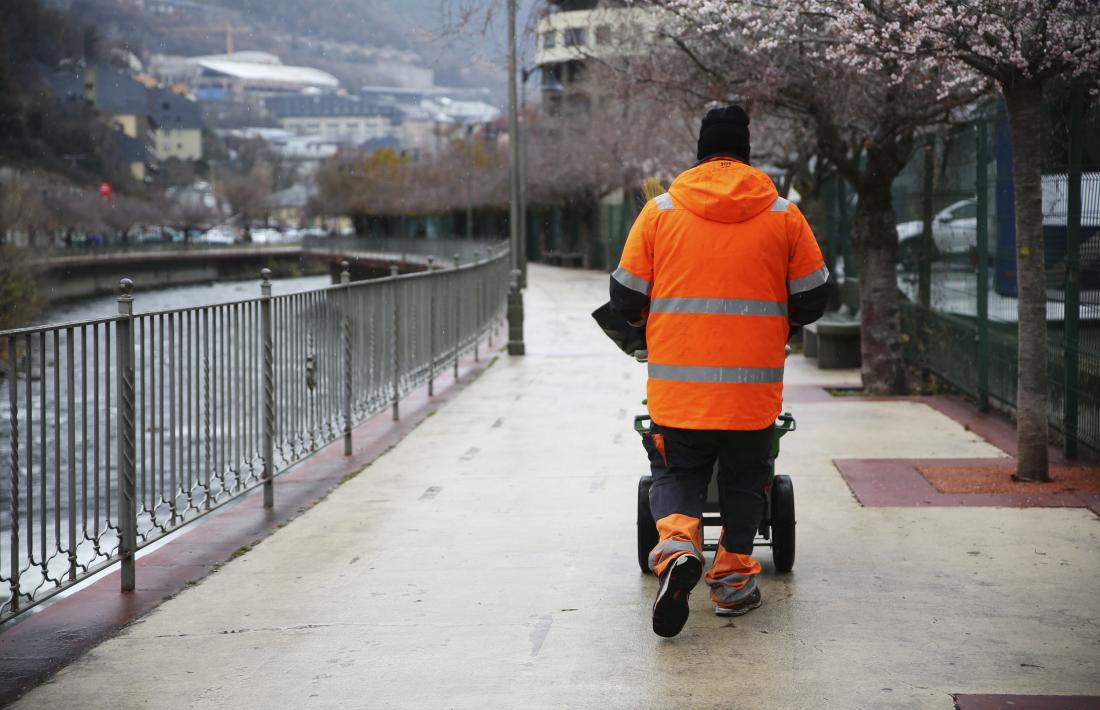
149, 87, 202, 130
92, 65, 149, 116
197, 59, 339, 90
108, 129, 148, 163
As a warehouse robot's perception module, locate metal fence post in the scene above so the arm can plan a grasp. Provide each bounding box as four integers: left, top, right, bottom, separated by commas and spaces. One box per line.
474, 250, 481, 363
427, 256, 436, 397
260, 269, 275, 508
508, 269, 526, 356
116, 278, 137, 591
453, 253, 460, 379
341, 261, 353, 456
7, 337, 20, 611
390, 264, 400, 421
1063, 85, 1084, 459
919, 136, 934, 308
976, 118, 991, 411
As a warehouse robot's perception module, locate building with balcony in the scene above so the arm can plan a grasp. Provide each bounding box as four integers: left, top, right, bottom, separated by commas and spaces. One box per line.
534, 0, 658, 111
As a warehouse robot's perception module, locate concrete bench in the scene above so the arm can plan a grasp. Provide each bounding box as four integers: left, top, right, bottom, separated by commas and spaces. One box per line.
804, 278, 861, 369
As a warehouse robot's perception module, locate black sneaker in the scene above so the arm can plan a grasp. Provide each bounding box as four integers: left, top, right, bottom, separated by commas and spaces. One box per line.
714, 587, 762, 617
652, 554, 703, 638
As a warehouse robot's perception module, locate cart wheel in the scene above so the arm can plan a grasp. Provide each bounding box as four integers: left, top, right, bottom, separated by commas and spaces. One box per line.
771, 474, 796, 573
637, 476, 658, 575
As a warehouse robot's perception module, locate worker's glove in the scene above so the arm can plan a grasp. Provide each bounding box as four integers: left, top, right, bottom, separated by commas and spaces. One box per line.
591, 301, 647, 357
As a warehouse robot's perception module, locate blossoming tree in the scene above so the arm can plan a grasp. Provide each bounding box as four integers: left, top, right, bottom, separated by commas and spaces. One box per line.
645, 0, 984, 393
832, 0, 1100, 480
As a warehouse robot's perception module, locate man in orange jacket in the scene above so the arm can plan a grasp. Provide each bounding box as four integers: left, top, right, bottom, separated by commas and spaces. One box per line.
610, 106, 829, 637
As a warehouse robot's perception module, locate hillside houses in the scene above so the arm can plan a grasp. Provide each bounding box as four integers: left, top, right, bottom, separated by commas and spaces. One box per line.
38, 63, 204, 181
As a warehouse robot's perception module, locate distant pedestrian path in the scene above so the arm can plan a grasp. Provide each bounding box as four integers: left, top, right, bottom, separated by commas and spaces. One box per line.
10, 265, 1100, 709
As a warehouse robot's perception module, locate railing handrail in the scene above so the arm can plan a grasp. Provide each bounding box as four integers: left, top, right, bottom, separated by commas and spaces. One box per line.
27, 236, 508, 261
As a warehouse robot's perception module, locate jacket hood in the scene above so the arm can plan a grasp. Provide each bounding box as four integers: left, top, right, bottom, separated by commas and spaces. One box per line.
667, 159, 778, 224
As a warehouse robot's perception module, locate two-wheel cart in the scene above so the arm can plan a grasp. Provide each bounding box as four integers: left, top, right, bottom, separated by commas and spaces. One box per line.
634, 410, 797, 575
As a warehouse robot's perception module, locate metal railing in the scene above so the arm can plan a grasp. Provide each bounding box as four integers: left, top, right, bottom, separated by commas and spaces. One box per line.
0, 250, 511, 622
32, 237, 507, 265
300, 237, 508, 266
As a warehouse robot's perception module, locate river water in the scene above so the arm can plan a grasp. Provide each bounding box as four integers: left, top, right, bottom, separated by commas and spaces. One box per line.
44, 274, 335, 323
0, 274, 337, 616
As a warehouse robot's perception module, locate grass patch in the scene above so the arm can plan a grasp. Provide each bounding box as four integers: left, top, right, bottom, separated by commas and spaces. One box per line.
229, 544, 253, 560
826, 386, 866, 397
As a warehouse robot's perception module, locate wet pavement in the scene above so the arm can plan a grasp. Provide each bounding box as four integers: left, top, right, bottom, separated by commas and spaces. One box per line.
11, 264, 1100, 709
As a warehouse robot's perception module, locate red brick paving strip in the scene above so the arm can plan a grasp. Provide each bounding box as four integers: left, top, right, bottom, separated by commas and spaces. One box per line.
0, 346, 497, 707
835, 458, 1100, 516
921, 465, 1100, 495
955, 695, 1100, 710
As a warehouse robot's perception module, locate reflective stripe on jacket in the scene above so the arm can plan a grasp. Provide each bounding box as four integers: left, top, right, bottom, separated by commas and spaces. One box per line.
613, 158, 826, 430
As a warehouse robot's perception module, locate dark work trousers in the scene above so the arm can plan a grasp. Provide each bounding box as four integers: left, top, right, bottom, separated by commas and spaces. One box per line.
644, 422, 774, 554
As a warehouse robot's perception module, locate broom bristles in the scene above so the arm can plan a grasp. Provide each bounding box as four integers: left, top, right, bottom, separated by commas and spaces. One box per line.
642, 176, 665, 202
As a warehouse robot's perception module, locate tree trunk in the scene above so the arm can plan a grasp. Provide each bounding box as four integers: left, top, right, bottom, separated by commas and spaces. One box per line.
851, 181, 906, 394
1004, 76, 1050, 481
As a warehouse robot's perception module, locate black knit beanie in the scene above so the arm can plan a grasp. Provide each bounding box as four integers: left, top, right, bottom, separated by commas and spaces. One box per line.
696, 105, 751, 163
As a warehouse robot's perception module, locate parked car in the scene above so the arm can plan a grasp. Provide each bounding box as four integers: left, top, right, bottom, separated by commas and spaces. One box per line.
899, 173, 1100, 249
198, 225, 238, 245
300, 226, 329, 239
896, 199, 977, 268
249, 227, 284, 244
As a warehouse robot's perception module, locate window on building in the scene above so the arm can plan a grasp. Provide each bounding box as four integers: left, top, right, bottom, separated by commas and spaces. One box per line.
563, 27, 586, 46
542, 30, 556, 49
595, 25, 611, 44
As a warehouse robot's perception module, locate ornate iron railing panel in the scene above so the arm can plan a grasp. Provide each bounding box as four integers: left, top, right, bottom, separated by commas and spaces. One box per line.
0, 250, 510, 621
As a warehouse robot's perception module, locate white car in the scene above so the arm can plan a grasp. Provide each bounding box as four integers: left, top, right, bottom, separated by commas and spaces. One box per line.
896, 199, 977, 259
249, 228, 284, 244
199, 225, 238, 245
896, 173, 1100, 266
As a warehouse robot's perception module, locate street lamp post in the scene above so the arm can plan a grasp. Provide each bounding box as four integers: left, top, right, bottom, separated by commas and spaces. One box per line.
519, 66, 537, 288
507, 0, 526, 356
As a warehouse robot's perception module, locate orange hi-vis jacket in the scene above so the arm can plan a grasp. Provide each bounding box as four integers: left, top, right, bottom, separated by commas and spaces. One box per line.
613, 159, 827, 430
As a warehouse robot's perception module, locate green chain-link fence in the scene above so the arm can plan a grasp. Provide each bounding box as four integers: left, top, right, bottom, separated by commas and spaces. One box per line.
881, 85, 1100, 459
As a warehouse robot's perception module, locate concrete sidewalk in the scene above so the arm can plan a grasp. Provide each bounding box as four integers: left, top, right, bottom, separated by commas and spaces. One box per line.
14, 264, 1100, 709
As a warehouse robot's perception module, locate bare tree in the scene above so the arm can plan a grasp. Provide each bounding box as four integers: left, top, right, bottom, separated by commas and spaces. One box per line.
222, 159, 275, 230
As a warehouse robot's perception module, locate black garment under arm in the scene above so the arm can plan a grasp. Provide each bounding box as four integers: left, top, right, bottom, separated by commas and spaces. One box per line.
610, 274, 649, 325
788, 281, 830, 326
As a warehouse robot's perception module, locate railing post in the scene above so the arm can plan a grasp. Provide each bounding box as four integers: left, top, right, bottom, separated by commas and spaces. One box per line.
487, 258, 494, 349
7, 336, 20, 612
508, 269, 525, 356
453, 254, 461, 378
1063, 85, 1084, 459
474, 250, 481, 363
203, 309, 212, 510
390, 264, 400, 421
260, 269, 275, 508
116, 278, 137, 592
427, 256, 436, 397
341, 261, 353, 456
976, 118, 991, 412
